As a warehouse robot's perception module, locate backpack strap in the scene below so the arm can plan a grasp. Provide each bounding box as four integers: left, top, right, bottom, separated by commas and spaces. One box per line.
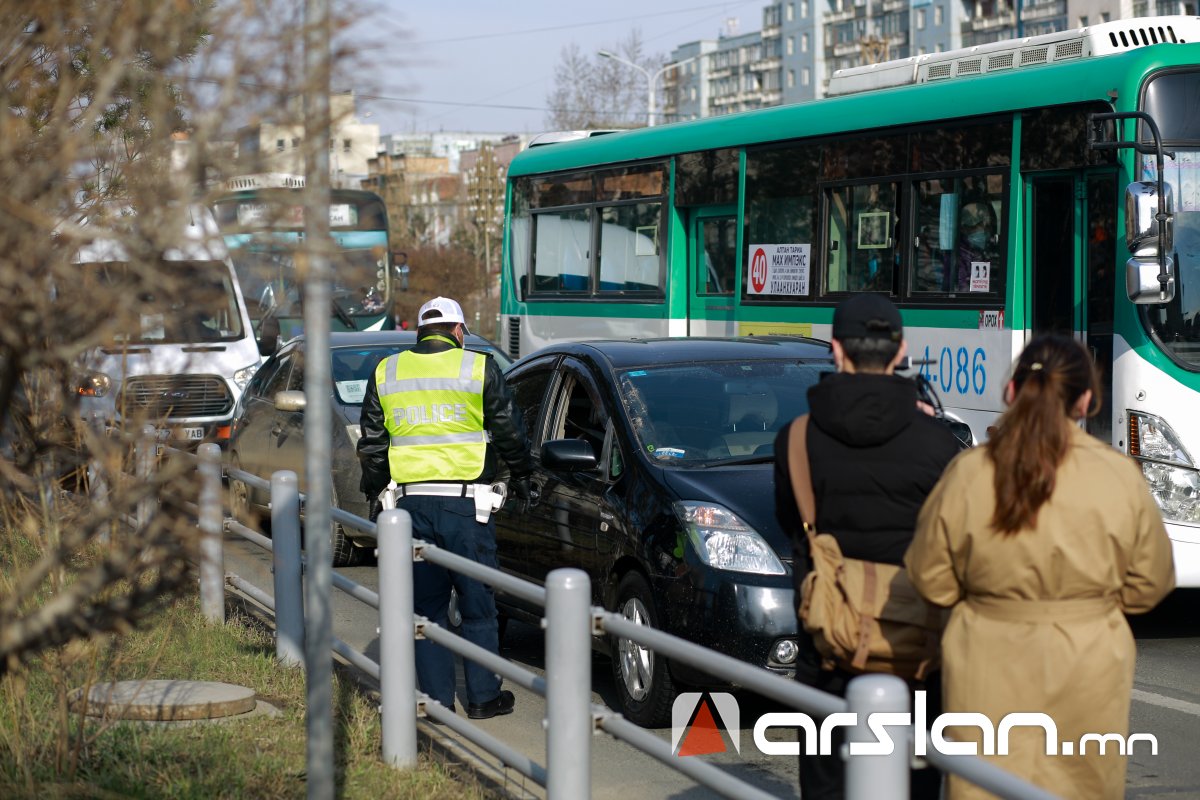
852, 561, 879, 671
786, 415, 817, 541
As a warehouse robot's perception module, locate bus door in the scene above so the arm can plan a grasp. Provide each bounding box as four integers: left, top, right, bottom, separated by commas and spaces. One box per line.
1026, 172, 1118, 442
687, 207, 737, 337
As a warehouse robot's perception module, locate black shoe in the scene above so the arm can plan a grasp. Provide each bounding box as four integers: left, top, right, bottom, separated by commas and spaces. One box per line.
467, 690, 515, 720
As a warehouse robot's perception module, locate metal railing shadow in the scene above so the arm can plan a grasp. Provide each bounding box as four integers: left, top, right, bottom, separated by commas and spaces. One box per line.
165, 441, 1059, 800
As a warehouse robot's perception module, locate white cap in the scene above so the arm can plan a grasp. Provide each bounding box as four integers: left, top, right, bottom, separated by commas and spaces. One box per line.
417, 296, 466, 328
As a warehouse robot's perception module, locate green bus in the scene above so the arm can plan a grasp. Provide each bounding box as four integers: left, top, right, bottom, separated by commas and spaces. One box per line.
500, 16, 1200, 585
212, 174, 394, 342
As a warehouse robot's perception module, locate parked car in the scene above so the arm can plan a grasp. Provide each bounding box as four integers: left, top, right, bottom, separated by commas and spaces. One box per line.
227, 330, 512, 565
491, 336, 836, 727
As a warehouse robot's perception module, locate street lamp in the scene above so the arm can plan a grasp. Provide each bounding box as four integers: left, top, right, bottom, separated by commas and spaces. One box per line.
597, 49, 701, 127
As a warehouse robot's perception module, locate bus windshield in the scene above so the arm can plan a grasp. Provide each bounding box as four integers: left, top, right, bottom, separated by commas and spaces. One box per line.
1141, 70, 1200, 369
233, 246, 385, 323
212, 181, 392, 334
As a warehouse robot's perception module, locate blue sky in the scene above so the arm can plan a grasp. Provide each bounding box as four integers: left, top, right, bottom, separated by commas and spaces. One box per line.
351, 1, 766, 136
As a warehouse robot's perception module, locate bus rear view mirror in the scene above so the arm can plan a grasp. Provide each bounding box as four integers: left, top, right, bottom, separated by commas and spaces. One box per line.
1126, 255, 1176, 304
1125, 181, 1173, 257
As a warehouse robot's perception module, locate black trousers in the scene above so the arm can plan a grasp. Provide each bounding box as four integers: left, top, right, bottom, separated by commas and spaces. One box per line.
795, 634, 943, 800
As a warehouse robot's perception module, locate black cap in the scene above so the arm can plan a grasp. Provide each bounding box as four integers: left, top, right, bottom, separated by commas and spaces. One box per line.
832, 294, 903, 342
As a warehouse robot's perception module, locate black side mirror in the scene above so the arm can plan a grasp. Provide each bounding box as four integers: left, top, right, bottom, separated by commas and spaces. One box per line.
541, 438, 597, 471
257, 315, 280, 357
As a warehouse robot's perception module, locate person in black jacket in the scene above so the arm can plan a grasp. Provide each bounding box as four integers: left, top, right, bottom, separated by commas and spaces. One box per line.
774, 293, 961, 800
358, 296, 533, 721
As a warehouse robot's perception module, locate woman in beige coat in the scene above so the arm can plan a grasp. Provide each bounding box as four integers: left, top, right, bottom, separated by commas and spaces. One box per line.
906, 334, 1175, 800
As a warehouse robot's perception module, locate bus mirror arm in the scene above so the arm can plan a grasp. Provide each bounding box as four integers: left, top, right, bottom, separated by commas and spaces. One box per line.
1089, 111, 1175, 303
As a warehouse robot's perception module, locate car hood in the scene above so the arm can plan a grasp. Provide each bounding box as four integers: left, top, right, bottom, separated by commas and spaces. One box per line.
661, 463, 793, 561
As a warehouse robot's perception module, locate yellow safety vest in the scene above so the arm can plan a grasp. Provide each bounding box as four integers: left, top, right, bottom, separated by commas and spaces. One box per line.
375, 346, 487, 483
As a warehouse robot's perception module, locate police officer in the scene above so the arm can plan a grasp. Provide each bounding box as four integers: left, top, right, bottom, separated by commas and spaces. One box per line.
358, 296, 532, 720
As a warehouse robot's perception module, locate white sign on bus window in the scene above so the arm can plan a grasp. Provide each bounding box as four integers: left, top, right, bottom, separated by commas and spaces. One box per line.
746, 244, 811, 296
969, 261, 990, 292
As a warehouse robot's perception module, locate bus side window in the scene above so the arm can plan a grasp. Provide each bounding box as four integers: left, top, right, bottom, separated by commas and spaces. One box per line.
825, 182, 898, 294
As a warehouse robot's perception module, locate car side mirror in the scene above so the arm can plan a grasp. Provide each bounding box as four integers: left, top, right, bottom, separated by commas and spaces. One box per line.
274, 390, 306, 412
541, 438, 597, 471
258, 315, 280, 357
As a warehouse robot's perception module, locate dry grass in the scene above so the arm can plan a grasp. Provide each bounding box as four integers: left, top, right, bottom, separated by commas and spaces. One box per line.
0, 590, 483, 800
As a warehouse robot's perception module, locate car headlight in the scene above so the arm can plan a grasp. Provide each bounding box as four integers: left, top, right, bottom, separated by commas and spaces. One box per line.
674, 500, 786, 575
1128, 411, 1200, 524
77, 372, 111, 398
233, 363, 259, 391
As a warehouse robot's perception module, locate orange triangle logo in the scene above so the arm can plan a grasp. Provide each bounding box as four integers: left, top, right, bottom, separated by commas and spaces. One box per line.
677, 699, 727, 757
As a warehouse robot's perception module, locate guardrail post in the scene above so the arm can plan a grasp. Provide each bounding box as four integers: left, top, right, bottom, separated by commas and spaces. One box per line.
545, 568, 592, 799
845, 674, 911, 800
136, 424, 155, 530
377, 509, 417, 767
87, 411, 109, 512
197, 443, 224, 624
272, 470, 305, 668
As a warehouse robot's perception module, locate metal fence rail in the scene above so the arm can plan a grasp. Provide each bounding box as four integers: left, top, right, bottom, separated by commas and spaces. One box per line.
171, 443, 1059, 800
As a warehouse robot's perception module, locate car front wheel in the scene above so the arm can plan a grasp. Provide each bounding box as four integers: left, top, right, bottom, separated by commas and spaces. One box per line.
610, 571, 675, 728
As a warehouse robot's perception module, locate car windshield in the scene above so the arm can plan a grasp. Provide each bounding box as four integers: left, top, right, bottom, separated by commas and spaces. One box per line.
330, 341, 512, 405
617, 358, 833, 466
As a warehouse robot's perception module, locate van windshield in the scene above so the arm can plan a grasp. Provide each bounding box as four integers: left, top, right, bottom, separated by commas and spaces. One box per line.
82, 260, 246, 345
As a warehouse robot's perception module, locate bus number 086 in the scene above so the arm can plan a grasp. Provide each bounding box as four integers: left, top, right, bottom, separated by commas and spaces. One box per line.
924, 345, 987, 396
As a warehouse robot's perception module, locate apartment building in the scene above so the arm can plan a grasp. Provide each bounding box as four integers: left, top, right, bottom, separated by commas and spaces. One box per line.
235, 91, 379, 188
662, 0, 1184, 120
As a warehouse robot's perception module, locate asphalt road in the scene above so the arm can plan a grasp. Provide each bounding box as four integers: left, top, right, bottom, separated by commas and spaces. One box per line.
221, 535, 1200, 799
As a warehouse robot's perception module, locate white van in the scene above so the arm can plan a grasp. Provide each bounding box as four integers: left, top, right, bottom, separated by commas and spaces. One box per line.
74, 205, 264, 449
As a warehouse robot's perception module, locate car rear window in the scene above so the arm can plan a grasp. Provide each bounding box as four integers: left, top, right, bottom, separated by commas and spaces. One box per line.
332, 343, 510, 405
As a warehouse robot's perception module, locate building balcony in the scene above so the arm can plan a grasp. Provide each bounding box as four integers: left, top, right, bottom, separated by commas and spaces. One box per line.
709, 65, 733, 78
880, 0, 907, 11
1021, 0, 1067, 19
763, 24, 782, 38
751, 56, 783, 71
827, 8, 857, 22
966, 11, 1017, 31
833, 41, 861, 57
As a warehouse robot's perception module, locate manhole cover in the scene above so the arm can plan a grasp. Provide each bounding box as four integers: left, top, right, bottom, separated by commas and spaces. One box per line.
75, 680, 258, 721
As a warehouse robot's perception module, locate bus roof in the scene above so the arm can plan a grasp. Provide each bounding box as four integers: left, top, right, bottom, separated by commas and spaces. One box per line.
508, 18, 1200, 178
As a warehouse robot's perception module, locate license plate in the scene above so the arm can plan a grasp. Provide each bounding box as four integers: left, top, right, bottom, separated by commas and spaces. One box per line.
182, 427, 205, 441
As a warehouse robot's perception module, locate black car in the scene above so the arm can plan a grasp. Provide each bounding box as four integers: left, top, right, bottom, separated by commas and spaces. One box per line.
492, 336, 836, 727
228, 330, 512, 565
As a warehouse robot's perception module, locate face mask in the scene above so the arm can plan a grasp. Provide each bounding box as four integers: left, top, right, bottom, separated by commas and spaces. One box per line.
967, 231, 989, 250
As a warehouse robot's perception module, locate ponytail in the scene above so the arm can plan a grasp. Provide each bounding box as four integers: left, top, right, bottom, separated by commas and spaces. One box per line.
986, 335, 1101, 534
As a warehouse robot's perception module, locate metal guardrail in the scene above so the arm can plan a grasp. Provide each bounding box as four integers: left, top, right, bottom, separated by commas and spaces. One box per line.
165, 442, 1059, 800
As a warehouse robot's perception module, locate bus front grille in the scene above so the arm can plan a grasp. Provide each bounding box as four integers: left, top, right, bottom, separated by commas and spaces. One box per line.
120, 375, 233, 418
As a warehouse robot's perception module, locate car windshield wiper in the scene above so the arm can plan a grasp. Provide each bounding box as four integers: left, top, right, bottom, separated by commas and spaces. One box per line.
699, 453, 776, 468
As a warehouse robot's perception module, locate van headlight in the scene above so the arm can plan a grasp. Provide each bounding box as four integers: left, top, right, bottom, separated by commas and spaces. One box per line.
1128, 411, 1200, 524
674, 500, 786, 575
233, 363, 259, 391
77, 372, 111, 398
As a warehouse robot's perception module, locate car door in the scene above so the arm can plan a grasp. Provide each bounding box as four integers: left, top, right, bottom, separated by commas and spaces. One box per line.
525, 358, 621, 594
231, 346, 295, 507
492, 355, 558, 583
268, 347, 308, 489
